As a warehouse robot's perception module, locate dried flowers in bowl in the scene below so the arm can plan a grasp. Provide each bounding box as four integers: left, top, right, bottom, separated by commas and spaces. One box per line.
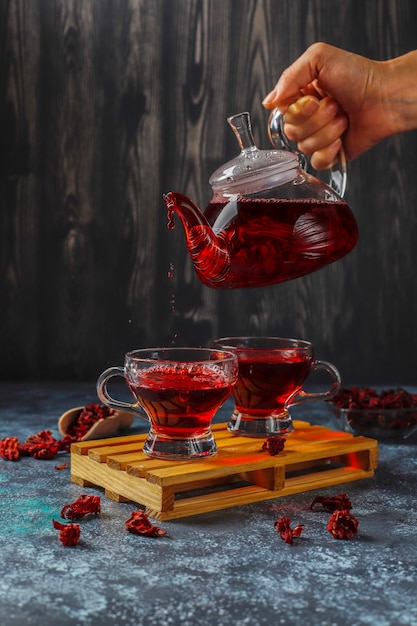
58, 403, 134, 441
327, 386, 417, 440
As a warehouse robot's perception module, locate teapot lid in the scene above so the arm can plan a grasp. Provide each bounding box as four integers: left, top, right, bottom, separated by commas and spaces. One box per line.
209, 112, 299, 196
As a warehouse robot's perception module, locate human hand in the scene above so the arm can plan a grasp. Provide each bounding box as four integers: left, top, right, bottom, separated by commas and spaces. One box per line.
277, 94, 348, 170
263, 42, 413, 168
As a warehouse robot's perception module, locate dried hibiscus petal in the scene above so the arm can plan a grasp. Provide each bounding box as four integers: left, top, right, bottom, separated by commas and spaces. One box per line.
61, 494, 101, 520
327, 509, 359, 539
66, 404, 116, 440
262, 436, 285, 456
331, 386, 417, 410
274, 516, 304, 544
52, 519, 81, 546
1, 430, 72, 463
58, 436, 74, 452
125, 511, 167, 537
54, 462, 68, 471
19, 430, 61, 460
310, 493, 352, 512
0, 437, 20, 461
330, 386, 417, 432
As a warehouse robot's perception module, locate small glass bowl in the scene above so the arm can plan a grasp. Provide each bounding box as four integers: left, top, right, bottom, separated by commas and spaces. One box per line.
330, 405, 417, 440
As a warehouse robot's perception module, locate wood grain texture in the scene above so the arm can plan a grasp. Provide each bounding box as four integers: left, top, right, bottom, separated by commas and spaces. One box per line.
70, 420, 378, 521
1, 0, 417, 384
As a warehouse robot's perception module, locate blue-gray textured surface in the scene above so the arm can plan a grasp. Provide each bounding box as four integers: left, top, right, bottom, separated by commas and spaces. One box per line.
0, 382, 417, 626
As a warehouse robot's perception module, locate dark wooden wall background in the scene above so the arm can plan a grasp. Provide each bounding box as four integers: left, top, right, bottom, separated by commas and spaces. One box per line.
1, 0, 417, 384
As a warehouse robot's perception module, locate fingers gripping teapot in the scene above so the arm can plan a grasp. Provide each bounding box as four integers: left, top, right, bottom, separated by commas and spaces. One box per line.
164, 111, 357, 289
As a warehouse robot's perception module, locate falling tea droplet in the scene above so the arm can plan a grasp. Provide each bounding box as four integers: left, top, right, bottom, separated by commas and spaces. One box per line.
166, 260, 179, 344
167, 261, 175, 279
167, 209, 176, 230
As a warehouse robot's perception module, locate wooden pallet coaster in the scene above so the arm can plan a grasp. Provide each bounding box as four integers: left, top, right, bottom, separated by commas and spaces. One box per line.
70, 420, 378, 521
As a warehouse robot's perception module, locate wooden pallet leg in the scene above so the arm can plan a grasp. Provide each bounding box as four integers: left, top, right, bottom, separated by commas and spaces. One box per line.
145, 486, 175, 519
105, 489, 131, 503
239, 465, 285, 490
159, 486, 175, 512
71, 474, 97, 488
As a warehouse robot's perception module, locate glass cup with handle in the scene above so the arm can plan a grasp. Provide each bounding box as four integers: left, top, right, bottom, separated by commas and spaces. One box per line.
212, 336, 341, 437
96, 347, 238, 459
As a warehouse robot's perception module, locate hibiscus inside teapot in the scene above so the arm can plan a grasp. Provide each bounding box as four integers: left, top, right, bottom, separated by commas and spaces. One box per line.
164, 111, 358, 289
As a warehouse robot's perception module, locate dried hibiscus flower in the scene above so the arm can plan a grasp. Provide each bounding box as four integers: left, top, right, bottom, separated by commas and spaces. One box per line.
125, 511, 167, 537
61, 495, 101, 520
274, 516, 304, 545
0, 430, 72, 462
310, 493, 352, 512
0, 437, 20, 461
262, 436, 285, 456
327, 509, 359, 539
330, 386, 417, 409
19, 430, 65, 460
66, 404, 116, 440
57, 435, 74, 452
329, 386, 417, 432
52, 519, 81, 546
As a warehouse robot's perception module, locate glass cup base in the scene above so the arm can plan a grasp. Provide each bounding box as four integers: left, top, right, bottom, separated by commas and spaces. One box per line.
143, 428, 218, 460
227, 409, 294, 437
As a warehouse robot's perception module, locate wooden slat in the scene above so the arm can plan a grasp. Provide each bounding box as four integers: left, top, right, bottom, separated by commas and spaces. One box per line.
88, 442, 146, 463
145, 453, 278, 487
146, 466, 375, 522
71, 434, 147, 456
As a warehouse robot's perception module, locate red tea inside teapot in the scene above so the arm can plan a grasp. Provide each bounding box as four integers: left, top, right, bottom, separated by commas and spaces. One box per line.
164, 112, 357, 289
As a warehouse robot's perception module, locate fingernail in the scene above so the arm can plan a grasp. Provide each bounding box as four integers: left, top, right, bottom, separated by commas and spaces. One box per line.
300, 98, 319, 115
324, 98, 339, 116
262, 91, 276, 105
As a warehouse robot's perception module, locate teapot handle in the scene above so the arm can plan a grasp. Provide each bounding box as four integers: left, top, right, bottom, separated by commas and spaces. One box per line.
267, 108, 347, 198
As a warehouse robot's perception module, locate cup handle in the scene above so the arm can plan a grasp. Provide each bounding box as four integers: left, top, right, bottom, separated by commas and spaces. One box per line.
287, 359, 341, 407
268, 108, 347, 198
96, 366, 149, 419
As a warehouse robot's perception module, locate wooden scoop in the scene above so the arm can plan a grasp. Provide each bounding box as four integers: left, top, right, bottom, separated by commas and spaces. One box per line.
58, 406, 135, 441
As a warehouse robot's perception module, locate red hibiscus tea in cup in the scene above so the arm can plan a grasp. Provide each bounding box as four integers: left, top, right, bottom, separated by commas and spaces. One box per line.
234, 353, 312, 416
128, 362, 234, 438
212, 337, 341, 437
97, 347, 238, 459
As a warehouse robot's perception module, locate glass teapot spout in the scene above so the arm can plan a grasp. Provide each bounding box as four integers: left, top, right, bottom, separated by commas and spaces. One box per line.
163, 192, 231, 288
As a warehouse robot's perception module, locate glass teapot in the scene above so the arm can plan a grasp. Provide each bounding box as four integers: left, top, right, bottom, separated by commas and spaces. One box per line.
163, 111, 358, 289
